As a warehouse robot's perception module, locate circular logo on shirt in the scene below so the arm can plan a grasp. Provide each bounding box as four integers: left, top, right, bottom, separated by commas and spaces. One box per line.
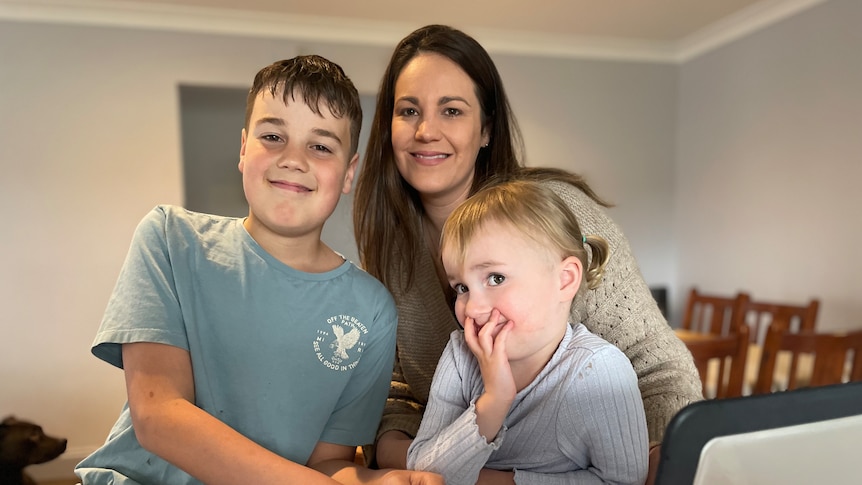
313, 314, 368, 371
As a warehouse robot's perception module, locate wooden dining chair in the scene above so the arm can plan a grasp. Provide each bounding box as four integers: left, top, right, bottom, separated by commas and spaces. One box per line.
843, 329, 862, 382
753, 326, 845, 394
732, 295, 820, 394
681, 287, 749, 336
734, 296, 820, 345
685, 324, 749, 399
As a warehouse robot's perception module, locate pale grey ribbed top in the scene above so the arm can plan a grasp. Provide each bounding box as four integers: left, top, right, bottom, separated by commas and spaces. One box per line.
406, 324, 648, 485
378, 180, 703, 449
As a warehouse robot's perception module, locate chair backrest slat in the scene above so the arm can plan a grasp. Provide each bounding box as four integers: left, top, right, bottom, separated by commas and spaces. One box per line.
685, 324, 749, 399
754, 326, 845, 394
735, 297, 820, 345
843, 330, 862, 382
682, 288, 749, 336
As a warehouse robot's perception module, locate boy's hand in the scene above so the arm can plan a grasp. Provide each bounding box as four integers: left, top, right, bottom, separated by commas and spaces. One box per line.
464, 309, 516, 402
380, 469, 445, 484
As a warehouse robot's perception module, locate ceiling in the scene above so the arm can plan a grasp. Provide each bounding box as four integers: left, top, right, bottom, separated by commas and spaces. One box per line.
120, 0, 769, 40
0, 0, 828, 62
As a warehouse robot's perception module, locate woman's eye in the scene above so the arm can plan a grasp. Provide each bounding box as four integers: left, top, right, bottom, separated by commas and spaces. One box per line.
443, 107, 462, 117
396, 107, 418, 117
452, 283, 468, 295
487, 274, 505, 286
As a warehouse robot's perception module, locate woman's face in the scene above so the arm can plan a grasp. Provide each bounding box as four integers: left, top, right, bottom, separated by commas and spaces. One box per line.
391, 53, 489, 208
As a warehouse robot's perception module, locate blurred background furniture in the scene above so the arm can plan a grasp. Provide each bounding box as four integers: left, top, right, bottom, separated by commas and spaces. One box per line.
649, 286, 669, 321
734, 296, 820, 345
846, 330, 862, 382
686, 324, 749, 399
754, 327, 862, 394
736, 297, 820, 392
675, 288, 829, 398
680, 287, 749, 336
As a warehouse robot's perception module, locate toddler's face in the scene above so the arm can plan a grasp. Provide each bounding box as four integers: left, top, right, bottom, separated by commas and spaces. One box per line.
442, 221, 574, 363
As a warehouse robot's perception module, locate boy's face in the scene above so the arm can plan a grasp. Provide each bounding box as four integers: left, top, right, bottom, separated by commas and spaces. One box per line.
442, 220, 582, 365
239, 88, 358, 242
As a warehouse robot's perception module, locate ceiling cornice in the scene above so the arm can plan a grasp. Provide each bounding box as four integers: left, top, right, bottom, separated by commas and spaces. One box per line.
675, 0, 828, 62
0, 0, 829, 64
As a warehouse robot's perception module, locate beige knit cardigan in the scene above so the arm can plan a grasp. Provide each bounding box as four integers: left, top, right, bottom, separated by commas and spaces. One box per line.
377, 180, 703, 446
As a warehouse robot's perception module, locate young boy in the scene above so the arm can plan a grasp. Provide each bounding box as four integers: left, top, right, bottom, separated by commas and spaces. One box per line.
75, 56, 442, 485
407, 180, 648, 485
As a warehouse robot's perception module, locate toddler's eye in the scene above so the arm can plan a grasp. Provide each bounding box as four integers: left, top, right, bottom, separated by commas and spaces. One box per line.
488, 274, 505, 286
452, 283, 468, 295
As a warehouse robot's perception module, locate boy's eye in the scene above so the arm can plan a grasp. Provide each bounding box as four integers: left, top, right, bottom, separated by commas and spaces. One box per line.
261, 134, 283, 143
452, 283, 468, 295
487, 274, 505, 286
311, 144, 333, 153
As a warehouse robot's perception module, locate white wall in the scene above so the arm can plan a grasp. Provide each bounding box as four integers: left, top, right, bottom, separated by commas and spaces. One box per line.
674, 0, 862, 330
495, 55, 678, 290
0, 0, 859, 479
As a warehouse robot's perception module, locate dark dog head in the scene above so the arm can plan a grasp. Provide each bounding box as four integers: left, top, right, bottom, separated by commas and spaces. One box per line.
0, 416, 68, 469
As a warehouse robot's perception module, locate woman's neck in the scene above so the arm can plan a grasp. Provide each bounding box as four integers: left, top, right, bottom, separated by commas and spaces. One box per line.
421, 202, 456, 237
419, 183, 473, 309
419, 181, 473, 234
420, 210, 456, 310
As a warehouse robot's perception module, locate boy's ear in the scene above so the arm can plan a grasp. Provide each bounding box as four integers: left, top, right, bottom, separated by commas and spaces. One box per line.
559, 256, 583, 302
341, 153, 359, 194
238, 128, 248, 172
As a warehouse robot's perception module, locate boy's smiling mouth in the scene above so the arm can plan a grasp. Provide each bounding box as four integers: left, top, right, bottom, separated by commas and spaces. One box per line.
271, 180, 312, 192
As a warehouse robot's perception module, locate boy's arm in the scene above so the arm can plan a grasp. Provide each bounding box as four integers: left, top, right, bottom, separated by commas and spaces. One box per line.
124, 342, 343, 485
124, 329, 443, 485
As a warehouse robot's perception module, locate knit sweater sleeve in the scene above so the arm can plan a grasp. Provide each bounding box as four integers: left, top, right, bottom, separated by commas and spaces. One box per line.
545, 181, 703, 441
375, 348, 424, 439
375, 241, 464, 444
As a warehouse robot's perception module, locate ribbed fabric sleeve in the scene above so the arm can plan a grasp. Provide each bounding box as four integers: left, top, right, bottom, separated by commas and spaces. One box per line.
406, 399, 506, 485
407, 325, 648, 485
375, 180, 703, 453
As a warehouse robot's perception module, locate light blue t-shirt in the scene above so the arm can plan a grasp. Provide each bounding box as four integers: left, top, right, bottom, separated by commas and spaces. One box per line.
76, 206, 397, 485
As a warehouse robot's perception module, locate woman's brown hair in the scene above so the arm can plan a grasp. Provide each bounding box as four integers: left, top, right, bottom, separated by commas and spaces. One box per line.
353, 25, 610, 291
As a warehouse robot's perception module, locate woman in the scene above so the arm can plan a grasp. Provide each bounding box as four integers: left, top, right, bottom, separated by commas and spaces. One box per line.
353, 24, 701, 472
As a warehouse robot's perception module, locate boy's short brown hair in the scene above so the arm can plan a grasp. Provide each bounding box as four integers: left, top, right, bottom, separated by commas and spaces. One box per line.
245, 55, 362, 156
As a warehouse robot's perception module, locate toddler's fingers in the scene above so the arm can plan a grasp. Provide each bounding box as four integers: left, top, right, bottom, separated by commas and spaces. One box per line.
463, 317, 480, 351
494, 321, 515, 357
